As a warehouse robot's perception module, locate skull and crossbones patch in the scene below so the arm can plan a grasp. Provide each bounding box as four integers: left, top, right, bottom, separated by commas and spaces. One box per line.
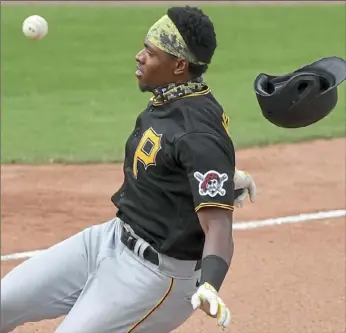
194, 170, 228, 197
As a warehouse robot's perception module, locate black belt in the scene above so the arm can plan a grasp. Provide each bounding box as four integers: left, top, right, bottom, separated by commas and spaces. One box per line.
121, 227, 159, 265
121, 226, 201, 271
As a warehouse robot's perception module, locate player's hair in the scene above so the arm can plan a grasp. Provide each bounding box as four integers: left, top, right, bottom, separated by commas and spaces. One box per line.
167, 6, 217, 78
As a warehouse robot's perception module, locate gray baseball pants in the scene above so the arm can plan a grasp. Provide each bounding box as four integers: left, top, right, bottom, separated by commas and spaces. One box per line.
0, 218, 201, 333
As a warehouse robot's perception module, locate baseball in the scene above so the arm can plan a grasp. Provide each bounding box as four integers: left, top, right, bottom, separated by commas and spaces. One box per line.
22, 15, 48, 40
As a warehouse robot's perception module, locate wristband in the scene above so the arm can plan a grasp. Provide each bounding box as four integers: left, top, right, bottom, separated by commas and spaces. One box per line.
199, 255, 229, 292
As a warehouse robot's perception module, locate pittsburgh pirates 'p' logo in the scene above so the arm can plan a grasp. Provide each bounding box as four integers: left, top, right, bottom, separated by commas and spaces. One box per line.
133, 127, 162, 179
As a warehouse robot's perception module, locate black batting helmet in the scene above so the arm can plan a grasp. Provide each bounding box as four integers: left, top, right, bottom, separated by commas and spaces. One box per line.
254, 56, 346, 128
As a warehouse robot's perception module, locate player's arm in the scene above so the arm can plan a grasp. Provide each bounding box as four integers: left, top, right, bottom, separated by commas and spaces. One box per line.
197, 207, 233, 291
174, 131, 235, 327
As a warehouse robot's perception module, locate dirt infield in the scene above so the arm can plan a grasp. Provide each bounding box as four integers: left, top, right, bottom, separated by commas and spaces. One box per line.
1, 1, 345, 332
1, 138, 345, 332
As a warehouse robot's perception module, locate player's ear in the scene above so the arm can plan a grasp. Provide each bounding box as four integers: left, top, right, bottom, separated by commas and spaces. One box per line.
173, 58, 188, 76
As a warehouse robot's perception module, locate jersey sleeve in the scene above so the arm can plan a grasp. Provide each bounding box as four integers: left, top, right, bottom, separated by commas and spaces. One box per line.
175, 132, 235, 212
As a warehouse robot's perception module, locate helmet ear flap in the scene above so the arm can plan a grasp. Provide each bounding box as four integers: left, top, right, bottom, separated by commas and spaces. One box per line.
253, 56, 346, 129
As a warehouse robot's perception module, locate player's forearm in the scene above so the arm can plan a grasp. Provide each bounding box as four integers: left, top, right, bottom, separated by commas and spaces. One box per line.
202, 216, 234, 264
198, 209, 234, 291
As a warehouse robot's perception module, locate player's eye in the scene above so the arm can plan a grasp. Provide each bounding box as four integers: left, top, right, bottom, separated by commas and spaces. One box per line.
144, 44, 155, 57
146, 49, 154, 57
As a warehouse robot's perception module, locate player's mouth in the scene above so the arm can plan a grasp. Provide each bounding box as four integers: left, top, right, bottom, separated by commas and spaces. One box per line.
135, 64, 143, 78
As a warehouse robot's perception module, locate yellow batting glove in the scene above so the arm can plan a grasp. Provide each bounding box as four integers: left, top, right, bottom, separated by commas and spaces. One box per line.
191, 282, 231, 329
234, 169, 257, 208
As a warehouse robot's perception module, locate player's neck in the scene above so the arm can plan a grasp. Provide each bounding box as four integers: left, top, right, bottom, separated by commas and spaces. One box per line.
151, 76, 208, 106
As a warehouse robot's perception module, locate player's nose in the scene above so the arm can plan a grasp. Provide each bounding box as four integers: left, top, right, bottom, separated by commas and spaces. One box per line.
135, 49, 145, 64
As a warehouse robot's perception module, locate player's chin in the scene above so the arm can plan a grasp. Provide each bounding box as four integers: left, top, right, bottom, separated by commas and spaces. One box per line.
137, 80, 153, 93
135, 72, 156, 93
138, 82, 149, 92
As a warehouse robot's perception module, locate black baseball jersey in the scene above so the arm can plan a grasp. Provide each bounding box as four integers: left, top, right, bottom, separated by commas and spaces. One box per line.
112, 89, 235, 260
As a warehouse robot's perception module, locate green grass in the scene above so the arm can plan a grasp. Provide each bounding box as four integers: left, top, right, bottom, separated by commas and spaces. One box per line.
1, 4, 345, 163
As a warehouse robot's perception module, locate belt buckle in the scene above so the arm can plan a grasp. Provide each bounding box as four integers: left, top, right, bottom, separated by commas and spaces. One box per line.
126, 235, 136, 251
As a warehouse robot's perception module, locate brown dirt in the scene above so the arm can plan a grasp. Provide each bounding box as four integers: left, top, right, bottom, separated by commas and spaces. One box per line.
1, 138, 345, 333
2, 0, 345, 331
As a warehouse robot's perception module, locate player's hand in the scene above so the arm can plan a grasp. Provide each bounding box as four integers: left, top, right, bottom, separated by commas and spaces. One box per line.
191, 282, 231, 329
234, 169, 257, 208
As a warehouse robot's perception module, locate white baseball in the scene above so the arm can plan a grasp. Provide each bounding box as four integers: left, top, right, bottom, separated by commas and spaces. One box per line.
22, 15, 48, 40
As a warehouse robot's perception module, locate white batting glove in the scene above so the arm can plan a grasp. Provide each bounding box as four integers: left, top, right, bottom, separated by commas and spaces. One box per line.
191, 282, 231, 329
234, 169, 257, 208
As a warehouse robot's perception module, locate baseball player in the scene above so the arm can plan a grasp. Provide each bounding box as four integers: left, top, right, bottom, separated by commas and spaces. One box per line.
1, 6, 257, 333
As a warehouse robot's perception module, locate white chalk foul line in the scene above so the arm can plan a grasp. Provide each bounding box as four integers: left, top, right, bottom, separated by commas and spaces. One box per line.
1, 250, 44, 261
233, 209, 346, 230
1, 209, 345, 262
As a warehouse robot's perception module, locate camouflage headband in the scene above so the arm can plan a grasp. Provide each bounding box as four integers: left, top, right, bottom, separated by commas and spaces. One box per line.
146, 14, 206, 65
